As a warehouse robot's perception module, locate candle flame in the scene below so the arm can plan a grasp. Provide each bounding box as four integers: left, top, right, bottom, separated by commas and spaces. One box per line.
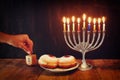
93, 18, 96, 24
102, 16, 105, 23
98, 18, 101, 24
67, 18, 70, 24
82, 13, 86, 21
77, 18, 80, 23
88, 17, 92, 23
63, 17, 66, 23
72, 16, 75, 22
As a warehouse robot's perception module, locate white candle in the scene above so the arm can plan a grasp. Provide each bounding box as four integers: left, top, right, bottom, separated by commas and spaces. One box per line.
102, 17, 105, 32
82, 13, 86, 29
77, 18, 80, 32
72, 16, 75, 32
67, 18, 70, 32
93, 18, 96, 32
62, 17, 66, 32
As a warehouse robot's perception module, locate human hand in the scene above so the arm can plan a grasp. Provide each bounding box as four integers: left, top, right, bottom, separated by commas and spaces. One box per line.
8, 34, 33, 54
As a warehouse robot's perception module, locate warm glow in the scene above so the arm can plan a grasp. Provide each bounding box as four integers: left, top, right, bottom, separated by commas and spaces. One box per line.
93, 18, 96, 24
67, 18, 70, 24
63, 17, 66, 24
77, 18, 80, 23
98, 18, 101, 24
88, 17, 92, 23
72, 16, 75, 23
62, 15, 106, 32
82, 13, 86, 21
102, 16, 105, 23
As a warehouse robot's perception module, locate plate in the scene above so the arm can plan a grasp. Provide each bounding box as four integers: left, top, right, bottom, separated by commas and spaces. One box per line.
40, 63, 80, 72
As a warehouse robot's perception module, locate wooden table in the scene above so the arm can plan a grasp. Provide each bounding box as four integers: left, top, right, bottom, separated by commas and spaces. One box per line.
0, 59, 120, 80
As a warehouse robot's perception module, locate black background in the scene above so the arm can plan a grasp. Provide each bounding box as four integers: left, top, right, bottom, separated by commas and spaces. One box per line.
0, 0, 120, 59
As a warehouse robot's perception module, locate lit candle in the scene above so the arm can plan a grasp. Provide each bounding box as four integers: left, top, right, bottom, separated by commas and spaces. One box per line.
72, 16, 75, 32
88, 17, 92, 31
63, 17, 66, 32
98, 18, 101, 32
102, 16, 105, 32
77, 18, 80, 32
93, 18, 96, 32
82, 13, 86, 29
67, 18, 70, 32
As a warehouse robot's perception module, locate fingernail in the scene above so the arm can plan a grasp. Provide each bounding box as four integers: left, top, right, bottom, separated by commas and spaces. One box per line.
27, 51, 31, 54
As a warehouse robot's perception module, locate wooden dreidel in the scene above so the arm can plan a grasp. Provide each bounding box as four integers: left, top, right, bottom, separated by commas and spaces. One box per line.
26, 54, 37, 66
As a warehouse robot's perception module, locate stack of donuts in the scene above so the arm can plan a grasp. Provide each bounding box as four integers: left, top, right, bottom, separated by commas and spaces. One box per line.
38, 54, 77, 69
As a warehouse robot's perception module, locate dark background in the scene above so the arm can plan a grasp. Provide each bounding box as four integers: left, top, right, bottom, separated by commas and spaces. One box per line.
0, 0, 120, 59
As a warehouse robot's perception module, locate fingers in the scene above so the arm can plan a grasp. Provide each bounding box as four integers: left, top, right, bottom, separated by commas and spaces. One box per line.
26, 39, 33, 54
23, 39, 33, 54
17, 35, 33, 54
9, 34, 34, 54
20, 43, 32, 54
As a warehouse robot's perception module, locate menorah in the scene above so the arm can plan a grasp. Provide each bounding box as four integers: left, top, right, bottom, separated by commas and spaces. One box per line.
62, 14, 106, 71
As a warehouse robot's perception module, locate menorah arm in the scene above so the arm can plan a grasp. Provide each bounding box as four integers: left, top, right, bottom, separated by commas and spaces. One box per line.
77, 32, 81, 44
88, 32, 105, 52
72, 32, 78, 45
93, 32, 101, 47
86, 32, 101, 52
67, 32, 75, 47
64, 32, 75, 50
90, 32, 105, 51
84, 31, 90, 49
77, 32, 82, 48
85, 32, 96, 51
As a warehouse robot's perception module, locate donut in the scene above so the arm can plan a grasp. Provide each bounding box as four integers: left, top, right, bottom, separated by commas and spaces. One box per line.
38, 54, 58, 69
58, 55, 77, 68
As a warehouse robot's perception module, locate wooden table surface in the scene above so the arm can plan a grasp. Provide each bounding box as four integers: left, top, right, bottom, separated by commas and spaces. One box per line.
0, 59, 120, 80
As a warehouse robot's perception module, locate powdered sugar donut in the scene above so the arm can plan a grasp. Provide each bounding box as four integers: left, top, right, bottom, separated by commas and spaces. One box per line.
58, 55, 77, 68
38, 54, 58, 69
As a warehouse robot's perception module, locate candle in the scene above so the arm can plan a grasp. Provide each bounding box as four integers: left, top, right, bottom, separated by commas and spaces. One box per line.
102, 16, 105, 32
98, 18, 101, 32
72, 16, 75, 32
93, 18, 96, 32
63, 17, 66, 32
67, 18, 70, 32
82, 13, 86, 29
77, 18, 80, 32
88, 17, 92, 31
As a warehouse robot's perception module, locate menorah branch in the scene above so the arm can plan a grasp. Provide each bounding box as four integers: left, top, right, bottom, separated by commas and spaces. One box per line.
90, 32, 105, 51
72, 32, 78, 45
64, 32, 75, 50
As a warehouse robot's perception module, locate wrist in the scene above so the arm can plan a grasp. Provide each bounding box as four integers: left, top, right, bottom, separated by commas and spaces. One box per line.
0, 32, 13, 44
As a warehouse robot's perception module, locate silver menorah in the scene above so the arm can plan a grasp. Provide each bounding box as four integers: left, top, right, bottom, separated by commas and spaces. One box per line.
62, 14, 106, 71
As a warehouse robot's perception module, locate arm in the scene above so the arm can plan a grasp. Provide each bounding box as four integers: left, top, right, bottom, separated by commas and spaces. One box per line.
0, 32, 33, 54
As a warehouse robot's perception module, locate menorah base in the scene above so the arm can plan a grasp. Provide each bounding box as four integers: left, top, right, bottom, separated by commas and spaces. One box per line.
78, 63, 92, 71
